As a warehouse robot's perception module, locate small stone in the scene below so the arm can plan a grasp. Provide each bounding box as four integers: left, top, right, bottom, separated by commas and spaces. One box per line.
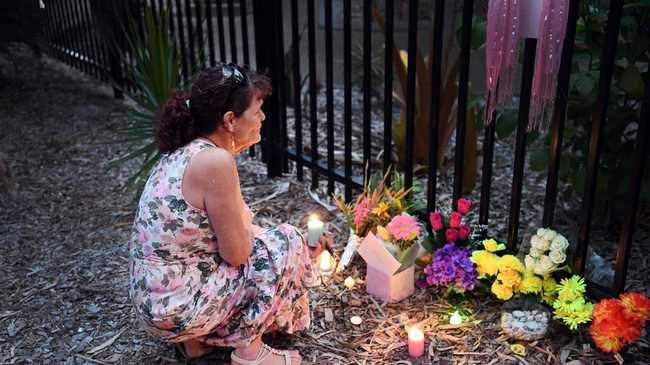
512, 310, 524, 318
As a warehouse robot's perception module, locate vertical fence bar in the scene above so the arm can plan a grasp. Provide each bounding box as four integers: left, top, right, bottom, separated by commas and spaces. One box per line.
252, 0, 283, 177
82, 0, 106, 80
68, 0, 86, 72
227, 0, 238, 63
185, 0, 197, 73
574, 0, 624, 275
43, 0, 55, 57
290, 0, 303, 181
507, 38, 537, 250
81, 0, 99, 78
383, 0, 394, 173
362, 0, 372, 180
205, 0, 216, 66
344, 0, 352, 200
49, 0, 66, 63
240, 0, 250, 65
175, 0, 190, 80
72, 0, 91, 76
427, 0, 445, 214
276, 0, 287, 173
325, 0, 335, 194
404, 0, 418, 190
543, 0, 579, 228
613, 78, 650, 294
453, 0, 474, 204
307, 0, 319, 190
479, 120, 496, 224
58, 0, 74, 67
194, 0, 204, 68
62, 0, 80, 69
216, 0, 227, 61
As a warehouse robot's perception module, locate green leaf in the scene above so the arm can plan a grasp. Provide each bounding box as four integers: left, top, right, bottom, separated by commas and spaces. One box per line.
496, 109, 518, 139
529, 149, 549, 172
619, 65, 644, 98
394, 242, 421, 275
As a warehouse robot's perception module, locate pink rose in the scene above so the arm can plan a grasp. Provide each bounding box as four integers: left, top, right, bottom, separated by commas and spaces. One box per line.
457, 198, 472, 215
429, 212, 443, 231
458, 225, 471, 241
449, 212, 462, 228
445, 228, 459, 243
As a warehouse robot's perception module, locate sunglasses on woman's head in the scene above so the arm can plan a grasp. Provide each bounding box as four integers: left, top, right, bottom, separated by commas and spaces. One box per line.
222, 63, 249, 86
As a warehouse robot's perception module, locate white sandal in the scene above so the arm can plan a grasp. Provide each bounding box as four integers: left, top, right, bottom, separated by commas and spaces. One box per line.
231, 343, 297, 365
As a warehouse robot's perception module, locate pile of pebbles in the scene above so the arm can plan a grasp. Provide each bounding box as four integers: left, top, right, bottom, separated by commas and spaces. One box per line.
500, 307, 550, 341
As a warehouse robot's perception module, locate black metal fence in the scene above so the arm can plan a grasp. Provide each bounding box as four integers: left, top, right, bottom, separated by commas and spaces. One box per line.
44, 0, 649, 298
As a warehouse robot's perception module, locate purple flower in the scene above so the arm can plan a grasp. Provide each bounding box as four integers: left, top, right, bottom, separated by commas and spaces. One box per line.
423, 243, 477, 292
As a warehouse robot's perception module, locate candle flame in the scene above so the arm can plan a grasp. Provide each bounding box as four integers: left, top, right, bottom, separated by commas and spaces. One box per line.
449, 311, 463, 325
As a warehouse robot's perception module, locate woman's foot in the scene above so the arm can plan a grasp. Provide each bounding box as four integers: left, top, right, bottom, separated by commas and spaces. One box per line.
176, 339, 213, 359
231, 338, 301, 365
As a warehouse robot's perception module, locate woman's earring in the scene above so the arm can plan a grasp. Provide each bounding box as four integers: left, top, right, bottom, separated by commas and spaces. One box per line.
231, 136, 236, 151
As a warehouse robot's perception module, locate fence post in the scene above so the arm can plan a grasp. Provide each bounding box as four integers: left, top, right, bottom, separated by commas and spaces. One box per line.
252, 0, 284, 178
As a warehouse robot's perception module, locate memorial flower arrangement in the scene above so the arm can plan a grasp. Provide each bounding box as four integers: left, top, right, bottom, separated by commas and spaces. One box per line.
376, 213, 422, 258
334, 169, 413, 237
423, 242, 477, 293
428, 198, 473, 247
590, 292, 650, 353
523, 228, 570, 276
470, 238, 526, 300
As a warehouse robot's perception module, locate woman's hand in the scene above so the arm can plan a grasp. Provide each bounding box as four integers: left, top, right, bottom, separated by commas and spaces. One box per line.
308, 232, 333, 259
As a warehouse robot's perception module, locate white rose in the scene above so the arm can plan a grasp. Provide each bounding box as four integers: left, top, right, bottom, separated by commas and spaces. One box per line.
536, 228, 547, 237
550, 235, 569, 252
524, 255, 536, 270
542, 229, 557, 242
531, 235, 550, 252
529, 247, 544, 258
549, 249, 567, 265
534, 255, 556, 275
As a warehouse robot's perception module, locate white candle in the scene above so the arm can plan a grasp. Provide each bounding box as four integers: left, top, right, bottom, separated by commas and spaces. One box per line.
307, 215, 324, 247
408, 327, 425, 358
449, 311, 463, 325
344, 276, 355, 289
319, 250, 333, 273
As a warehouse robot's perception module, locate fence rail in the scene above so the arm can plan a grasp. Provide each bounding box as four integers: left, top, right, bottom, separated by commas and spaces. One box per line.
44, 0, 649, 298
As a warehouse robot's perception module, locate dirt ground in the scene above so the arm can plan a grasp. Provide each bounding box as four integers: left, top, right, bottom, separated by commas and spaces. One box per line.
1, 51, 648, 365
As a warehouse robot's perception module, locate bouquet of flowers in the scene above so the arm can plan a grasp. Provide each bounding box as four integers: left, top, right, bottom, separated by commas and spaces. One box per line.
524, 228, 570, 276
333, 169, 418, 270
590, 292, 650, 353
375, 213, 424, 272
471, 238, 526, 300
334, 169, 413, 237
423, 242, 477, 293
428, 198, 473, 247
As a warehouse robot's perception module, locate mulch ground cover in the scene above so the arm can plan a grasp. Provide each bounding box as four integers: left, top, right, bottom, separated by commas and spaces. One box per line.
1, 50, 648, 364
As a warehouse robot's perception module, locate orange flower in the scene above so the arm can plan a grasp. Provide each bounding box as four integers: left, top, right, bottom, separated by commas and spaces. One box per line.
589, 329, 626, 353
590, 297, 645, 353
592, 299, 627, 324
620, 292, 650, 322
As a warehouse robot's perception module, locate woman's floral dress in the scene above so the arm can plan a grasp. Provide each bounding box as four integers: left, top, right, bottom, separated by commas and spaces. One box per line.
129, 139, 316, 347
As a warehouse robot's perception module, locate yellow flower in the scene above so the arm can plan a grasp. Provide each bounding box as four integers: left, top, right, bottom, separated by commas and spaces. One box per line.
542, 276, 557, 293
471, 250, 500, 277
510, 344, 527, 356
372, 202, 390, 218
497, 269, 522, 289
557, 275, 586, 303
519, 270, 543, 294
482, 238, 506, 252
499, 255, 525, 273
491, 281, 514, 300
376, 225, 391, 241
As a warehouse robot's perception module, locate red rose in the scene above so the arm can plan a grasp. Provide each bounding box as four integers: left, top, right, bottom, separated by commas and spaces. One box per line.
457, 198, 472, 215
445, 228, 459, 243
449, 212, 462, 228
458, 225, 471, 241
429, 211, 443, 231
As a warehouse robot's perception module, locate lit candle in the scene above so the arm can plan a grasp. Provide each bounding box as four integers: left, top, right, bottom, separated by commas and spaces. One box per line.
408, 327, 425, 358
449, 311, 463, 325
319, 250, 333, 273
307, 215, 324, 247
344, 276, 355, 289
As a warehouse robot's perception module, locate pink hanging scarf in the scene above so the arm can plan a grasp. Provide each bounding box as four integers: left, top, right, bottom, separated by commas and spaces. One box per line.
485, 0, 569, 131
